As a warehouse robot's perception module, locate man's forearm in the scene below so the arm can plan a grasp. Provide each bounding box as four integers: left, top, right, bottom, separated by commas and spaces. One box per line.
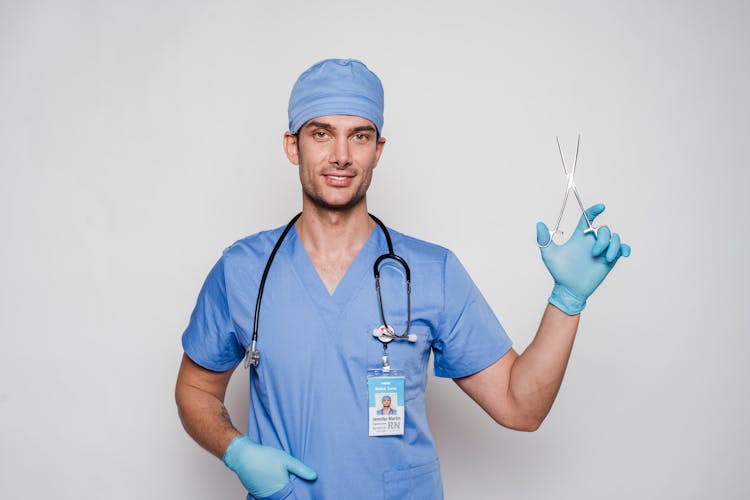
177, 388, 241, 459
507, 304, 579, 428
175, 355, 241, 459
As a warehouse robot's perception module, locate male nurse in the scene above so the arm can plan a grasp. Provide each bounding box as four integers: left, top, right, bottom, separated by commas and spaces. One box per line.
175, 58, 630, 499
377, 395, 396, 416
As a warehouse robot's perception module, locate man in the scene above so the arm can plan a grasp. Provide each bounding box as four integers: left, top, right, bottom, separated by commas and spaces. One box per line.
376, 395, 397, 416
175, 58, 630, 499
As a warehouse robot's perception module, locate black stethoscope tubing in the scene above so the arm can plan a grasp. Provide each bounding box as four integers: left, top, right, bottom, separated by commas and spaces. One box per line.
245, 213, 411, 368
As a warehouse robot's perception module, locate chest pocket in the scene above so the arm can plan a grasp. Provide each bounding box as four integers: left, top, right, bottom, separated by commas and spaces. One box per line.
366, 324, 431, 402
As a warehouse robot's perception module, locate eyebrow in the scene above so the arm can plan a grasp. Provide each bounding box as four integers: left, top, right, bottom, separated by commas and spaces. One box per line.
351, 125, 377, 134
303, 120, 333, 131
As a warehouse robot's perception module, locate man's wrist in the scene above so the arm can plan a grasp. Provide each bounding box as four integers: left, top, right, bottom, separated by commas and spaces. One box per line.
549, 284, 586, 316
222, 435, 252, 469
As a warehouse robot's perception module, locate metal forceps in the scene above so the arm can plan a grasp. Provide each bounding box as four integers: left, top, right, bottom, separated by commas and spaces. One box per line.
539, 134, 606, 248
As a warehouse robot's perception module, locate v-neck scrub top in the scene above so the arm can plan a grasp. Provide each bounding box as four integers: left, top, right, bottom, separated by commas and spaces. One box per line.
182, 224, 512, 500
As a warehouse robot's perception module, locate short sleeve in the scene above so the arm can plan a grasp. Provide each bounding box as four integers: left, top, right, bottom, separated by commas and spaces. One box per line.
432, 251, 513, 378
181, 256, 245, 371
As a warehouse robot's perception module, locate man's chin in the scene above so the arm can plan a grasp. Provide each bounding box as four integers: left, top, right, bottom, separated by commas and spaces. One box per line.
305, 194, 367, 212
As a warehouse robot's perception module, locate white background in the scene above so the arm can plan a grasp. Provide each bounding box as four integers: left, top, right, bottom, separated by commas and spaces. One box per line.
1, 1, 748, 498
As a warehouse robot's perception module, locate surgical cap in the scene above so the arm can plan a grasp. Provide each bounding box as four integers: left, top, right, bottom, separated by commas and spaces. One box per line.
288, 58, 384, 135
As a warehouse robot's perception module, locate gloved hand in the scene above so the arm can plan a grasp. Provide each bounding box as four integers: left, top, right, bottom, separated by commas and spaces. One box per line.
222, 435, 317, 498
536, 203, 631, 315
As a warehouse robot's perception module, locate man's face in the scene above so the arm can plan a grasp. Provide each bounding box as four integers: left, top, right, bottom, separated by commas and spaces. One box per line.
382, 397, 391, 410
284, 115, 385, 212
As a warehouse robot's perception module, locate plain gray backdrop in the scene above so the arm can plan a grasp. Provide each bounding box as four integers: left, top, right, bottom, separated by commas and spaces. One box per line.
1, 0, 748, 498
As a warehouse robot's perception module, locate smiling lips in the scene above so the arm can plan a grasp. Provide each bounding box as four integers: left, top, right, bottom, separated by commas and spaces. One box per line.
323, 173, 354, 187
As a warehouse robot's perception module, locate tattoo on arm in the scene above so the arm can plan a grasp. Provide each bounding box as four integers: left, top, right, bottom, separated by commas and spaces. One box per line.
219, 404, 232, 424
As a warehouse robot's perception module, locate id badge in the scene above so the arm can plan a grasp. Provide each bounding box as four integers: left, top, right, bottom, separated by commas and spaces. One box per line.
367, 369, 405, 436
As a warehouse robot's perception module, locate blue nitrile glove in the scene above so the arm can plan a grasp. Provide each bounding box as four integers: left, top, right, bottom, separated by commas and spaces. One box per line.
536, 203, 631, 315
222, 435, 317, 498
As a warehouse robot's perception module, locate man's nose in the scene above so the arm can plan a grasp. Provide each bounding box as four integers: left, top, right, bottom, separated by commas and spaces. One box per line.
329, 139, 352, 169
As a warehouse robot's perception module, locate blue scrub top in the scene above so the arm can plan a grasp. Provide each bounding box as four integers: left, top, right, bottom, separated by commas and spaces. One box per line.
183, 223, 512, 500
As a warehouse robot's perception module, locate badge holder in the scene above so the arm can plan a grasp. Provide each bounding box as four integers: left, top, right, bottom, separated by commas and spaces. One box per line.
368, 325, 406, 436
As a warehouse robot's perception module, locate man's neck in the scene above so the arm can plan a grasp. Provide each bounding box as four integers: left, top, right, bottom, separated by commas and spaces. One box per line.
294, 202, 376, 294
295, 202, 375, 255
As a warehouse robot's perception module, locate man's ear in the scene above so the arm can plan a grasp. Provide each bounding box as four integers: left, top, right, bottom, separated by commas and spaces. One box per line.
373, 136, 386, 167
283, 131, 300, 165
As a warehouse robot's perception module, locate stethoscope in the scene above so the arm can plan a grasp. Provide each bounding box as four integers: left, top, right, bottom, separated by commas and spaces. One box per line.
245, 213, 415, 369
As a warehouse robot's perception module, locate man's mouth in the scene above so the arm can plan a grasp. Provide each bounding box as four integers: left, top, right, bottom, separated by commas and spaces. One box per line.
324, 174, 354, 186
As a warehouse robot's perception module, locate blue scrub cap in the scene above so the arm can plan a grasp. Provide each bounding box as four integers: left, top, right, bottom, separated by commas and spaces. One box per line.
382, 395, 391, 401
288, 58, 384, 135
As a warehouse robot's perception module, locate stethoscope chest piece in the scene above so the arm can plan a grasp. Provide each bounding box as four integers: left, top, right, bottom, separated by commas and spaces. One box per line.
373, 325, 396, 343
372, 325, 417, 343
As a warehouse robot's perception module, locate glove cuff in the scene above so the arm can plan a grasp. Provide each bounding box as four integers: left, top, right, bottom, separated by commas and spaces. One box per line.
222, 435, 253, 471
549, 284, 587, 315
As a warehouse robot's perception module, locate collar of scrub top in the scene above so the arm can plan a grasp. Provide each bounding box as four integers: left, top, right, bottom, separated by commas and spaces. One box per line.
245, 213, 413, 369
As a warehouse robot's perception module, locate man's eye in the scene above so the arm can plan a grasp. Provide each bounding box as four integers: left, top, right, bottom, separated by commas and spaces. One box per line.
354, 133, 369, 141
314, 131, 329, 139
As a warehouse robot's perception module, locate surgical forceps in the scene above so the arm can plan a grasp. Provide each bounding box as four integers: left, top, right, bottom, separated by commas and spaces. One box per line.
539, 134, 607, 248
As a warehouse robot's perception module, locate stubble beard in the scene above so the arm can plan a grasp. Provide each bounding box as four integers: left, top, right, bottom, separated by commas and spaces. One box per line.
298, 150, 374, 213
